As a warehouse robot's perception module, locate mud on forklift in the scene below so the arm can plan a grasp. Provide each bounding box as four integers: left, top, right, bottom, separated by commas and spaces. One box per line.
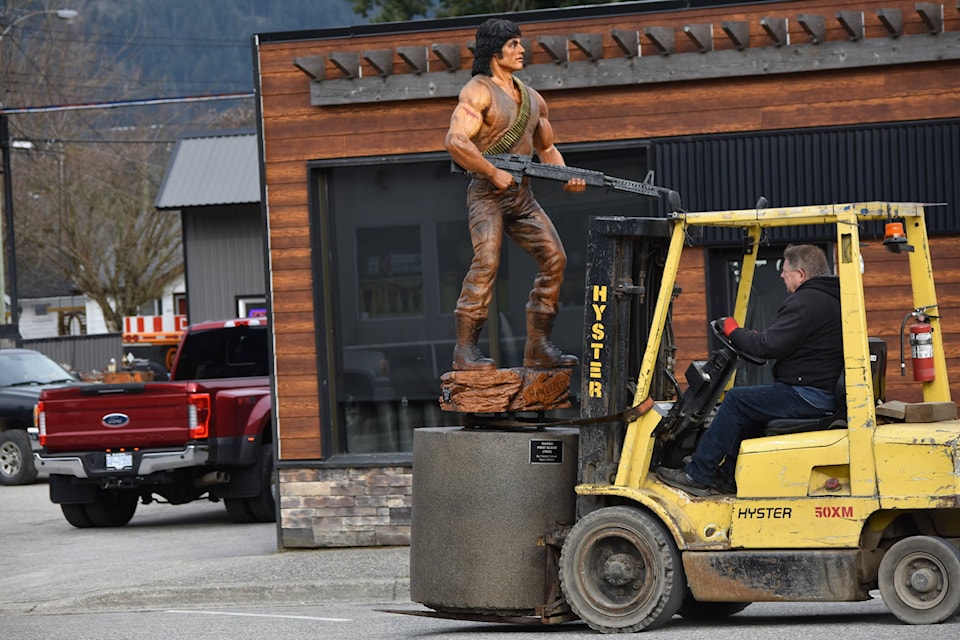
410, 202, 960, 633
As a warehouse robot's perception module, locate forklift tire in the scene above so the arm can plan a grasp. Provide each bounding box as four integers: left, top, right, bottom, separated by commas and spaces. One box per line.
559, 505, 685, 633
677, 593, 750, 620
878, 536, 960, 625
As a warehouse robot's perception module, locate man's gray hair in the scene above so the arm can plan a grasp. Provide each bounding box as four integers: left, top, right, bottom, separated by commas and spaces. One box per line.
783, 244, 831, 277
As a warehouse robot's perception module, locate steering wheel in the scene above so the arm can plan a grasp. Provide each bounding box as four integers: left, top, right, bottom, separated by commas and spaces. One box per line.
711, 319, 767, 367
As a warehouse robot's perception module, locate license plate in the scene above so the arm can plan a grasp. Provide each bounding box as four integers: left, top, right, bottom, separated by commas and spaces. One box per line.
105, 452, 133, 471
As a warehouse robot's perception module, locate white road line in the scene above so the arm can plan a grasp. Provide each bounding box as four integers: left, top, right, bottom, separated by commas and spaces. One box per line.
166, 610, 352, 622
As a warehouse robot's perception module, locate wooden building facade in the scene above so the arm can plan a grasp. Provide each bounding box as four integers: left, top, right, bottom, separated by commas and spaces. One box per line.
254, 0, 960, 548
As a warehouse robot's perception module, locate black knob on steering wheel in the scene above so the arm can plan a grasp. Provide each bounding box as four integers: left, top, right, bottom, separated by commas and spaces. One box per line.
711, 319, 767, 366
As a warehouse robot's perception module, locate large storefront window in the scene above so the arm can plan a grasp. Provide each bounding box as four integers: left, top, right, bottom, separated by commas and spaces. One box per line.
316, 146, 656, 455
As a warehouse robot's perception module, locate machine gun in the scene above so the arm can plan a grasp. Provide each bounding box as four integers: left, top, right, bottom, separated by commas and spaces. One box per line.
457, 153, 682, 212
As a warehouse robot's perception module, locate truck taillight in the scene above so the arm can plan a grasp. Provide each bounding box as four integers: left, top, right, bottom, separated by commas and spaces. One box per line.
34, 401, 47, 446
188, 393, 211, 439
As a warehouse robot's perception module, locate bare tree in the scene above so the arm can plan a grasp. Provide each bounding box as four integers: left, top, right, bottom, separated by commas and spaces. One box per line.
3, 1, 186, 332
37, 129, 183, 331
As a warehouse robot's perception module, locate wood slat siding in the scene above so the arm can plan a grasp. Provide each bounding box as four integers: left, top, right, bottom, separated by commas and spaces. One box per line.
673, 249, 710, 385
257, 1, 960, 459
861, 237, 960, 403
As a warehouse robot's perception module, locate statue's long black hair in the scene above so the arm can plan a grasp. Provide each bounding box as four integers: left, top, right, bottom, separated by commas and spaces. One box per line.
472, 18, 521, 77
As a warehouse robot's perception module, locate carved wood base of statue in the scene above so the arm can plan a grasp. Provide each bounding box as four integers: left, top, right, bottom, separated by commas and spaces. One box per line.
439, 367, 572, 414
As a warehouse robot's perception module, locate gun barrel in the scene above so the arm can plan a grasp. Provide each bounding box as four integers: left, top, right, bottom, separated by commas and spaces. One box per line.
477, 154, 681, 210
605, 176, 660, 197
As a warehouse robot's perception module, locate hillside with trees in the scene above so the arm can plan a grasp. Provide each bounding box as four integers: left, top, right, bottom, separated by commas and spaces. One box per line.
59, 0, 364, 97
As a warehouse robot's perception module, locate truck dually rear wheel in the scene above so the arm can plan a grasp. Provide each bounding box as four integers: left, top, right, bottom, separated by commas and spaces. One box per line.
85, 489, 138, 527
559, 505, 685, 633
223, 444, 276, 524
60, 503, 95, 528
879, 535, 960, 624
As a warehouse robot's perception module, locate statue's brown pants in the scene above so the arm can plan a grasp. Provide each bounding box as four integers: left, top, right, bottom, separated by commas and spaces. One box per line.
455, 178, 566, 323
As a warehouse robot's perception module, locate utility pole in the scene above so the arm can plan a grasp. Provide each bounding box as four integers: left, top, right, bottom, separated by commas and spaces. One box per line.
0, 8, 80, 346
0, 112, 19, 344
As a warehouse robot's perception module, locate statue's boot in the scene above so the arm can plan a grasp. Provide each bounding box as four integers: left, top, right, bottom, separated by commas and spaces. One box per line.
523, 312, 578, 368
452, 316, 496, 371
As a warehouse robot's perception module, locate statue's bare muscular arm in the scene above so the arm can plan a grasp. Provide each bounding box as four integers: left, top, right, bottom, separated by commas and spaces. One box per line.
531, 91, 586, 193
445, 81, 516, 192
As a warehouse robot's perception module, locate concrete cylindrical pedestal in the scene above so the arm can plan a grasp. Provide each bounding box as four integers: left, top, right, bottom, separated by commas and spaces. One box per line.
410, 427, 579, 615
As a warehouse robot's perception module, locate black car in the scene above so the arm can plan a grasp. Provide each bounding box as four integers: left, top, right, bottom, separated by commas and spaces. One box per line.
0, 349, 78, 485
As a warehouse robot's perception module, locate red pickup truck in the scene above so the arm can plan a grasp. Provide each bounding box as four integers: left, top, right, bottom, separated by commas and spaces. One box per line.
34, 318, 274, 528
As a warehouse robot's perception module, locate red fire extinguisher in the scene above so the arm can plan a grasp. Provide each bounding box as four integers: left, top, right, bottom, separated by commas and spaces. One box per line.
901, 310, 936, 382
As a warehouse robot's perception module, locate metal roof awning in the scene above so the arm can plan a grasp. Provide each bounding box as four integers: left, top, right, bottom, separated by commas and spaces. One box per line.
155, 131, 259, 209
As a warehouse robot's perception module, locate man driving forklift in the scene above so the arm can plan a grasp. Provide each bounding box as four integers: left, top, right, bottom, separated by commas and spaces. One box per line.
657, 244, 843, 495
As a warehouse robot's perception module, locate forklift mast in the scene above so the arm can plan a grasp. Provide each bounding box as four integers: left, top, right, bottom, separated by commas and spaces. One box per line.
578, 216, 678, 513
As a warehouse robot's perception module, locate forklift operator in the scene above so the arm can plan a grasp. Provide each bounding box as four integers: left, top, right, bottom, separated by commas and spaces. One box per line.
657, 244, 844, 496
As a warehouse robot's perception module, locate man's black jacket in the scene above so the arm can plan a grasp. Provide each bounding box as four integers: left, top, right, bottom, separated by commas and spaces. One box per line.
730, 275, 843, 391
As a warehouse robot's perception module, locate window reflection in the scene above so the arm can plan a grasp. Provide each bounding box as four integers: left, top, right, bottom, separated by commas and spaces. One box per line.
356, 225, 423, 318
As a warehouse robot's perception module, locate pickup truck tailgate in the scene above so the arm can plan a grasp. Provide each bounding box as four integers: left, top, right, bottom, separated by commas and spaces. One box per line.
40, 383, 199, 452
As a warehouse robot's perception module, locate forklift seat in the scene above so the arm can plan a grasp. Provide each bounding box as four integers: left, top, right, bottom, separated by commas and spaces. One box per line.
764, 372, 846, 436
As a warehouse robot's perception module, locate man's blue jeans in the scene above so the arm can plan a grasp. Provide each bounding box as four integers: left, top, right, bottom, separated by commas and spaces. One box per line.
684, 382, 833, 487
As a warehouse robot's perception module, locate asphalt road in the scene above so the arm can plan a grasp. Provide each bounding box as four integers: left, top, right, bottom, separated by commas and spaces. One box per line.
5, 594, 960, 640
2, 482, 960, 639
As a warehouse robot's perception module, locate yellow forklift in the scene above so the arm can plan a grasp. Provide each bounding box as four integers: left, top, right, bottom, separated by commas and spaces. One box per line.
565, 201, 959, 631
410, 201, 960, 632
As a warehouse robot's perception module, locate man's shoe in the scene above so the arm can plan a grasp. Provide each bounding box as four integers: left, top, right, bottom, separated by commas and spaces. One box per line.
713, 474, 737, 495
656, 467, 713, 497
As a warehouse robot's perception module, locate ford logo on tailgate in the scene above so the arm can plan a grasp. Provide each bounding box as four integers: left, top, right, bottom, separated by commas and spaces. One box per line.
102, 413, 130, 428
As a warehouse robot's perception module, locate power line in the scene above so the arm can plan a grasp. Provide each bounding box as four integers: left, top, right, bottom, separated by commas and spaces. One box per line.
15, 138, 178, 144
16, 24, 249, 49
0, 92, 255, 115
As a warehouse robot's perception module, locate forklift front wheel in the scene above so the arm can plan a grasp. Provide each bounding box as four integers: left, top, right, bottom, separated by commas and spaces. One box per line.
878, 536, 960, 625
559, 505, 684, 633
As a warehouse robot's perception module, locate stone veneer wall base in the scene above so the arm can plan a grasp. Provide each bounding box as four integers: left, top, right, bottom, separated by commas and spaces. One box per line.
278, 466, 412, 548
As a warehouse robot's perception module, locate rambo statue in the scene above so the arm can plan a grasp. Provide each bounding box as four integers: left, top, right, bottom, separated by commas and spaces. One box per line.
445, 18, 584, 371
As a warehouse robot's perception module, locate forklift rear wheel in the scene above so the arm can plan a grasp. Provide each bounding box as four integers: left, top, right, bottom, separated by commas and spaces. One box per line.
559, 505, 684, 633
878, 535, 960, 624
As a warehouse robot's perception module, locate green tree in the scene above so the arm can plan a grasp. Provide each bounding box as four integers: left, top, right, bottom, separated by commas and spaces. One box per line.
352, 0, 615, 22
352, 0, 433, 22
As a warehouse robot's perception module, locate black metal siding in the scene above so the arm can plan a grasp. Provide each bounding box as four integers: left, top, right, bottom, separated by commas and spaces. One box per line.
653, 119, 960, 244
